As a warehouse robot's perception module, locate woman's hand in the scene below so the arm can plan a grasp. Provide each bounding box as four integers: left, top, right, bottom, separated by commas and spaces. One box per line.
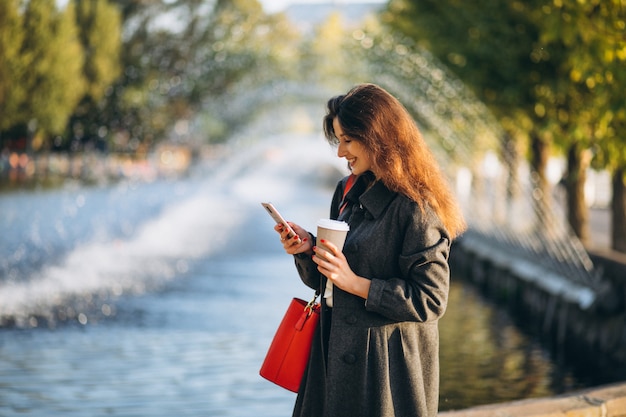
313, 239, 371, 300
275, 222, 313, 255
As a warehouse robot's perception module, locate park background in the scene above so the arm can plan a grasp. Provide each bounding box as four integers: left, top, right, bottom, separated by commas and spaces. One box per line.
1, 0, 626, 415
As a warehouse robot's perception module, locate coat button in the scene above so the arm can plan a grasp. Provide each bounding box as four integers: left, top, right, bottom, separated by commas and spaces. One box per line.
345, 315, 357, 325
343, 353, 356, 364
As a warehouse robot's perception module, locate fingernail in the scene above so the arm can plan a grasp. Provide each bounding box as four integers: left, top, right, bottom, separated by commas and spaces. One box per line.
293, 235, 299, 240
320, 239, 326, 243
312, 246, 317, 251
302, 238, 308, 242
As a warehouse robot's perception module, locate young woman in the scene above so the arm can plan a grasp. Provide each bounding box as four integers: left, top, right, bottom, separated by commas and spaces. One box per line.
276, 83, 466, 417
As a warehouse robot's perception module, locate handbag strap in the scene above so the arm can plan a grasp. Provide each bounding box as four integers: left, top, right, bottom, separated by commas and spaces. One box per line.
306, 290, 320, 311
339, 174, 357, 215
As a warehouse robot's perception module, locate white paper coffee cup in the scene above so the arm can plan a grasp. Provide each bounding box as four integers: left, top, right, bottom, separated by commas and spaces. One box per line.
316, 219, 349, 307
316, 219, 350, 250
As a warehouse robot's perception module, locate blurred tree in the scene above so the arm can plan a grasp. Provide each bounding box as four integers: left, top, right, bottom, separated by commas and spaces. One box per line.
521, 0, 626, 249
2, 0, 301, 155
384, 0, 626, 249
21, 0, 86, 150
102, 0, 299, 151
383, 0, 557, 230
0, 0, 27, 137
75, 0, 122, 103
0, 0, 86, 151
528, 1, 600, 246
62, 0, 122, 152
173, 0, 299, 139
570, 0, 626, 251
308, 12, 352, 89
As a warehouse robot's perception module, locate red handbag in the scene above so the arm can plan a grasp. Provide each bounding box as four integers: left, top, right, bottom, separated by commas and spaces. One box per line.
260, 294, 320, 393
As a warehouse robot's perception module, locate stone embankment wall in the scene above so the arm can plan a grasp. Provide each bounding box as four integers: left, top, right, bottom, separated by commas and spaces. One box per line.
450, 233, 626, 372
439, 382, 626, 417
445, 233, 626, 416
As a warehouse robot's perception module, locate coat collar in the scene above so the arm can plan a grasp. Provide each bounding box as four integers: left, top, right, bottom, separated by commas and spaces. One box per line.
350, 172, 397, 219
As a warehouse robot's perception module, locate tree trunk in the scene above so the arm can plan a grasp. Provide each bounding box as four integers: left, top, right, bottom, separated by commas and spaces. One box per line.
503, 131, 519, 200
611, 166, 626, 253
565, 143, 590, 246
530, 130, 551, 227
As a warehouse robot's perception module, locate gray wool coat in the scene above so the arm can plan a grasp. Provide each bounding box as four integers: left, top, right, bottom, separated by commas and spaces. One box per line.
292, 173, 451, 417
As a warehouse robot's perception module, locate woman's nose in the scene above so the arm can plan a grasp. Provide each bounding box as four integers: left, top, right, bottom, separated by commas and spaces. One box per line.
337, 143, 346, 158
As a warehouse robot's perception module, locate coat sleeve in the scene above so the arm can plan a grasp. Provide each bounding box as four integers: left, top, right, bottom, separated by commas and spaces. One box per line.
293, 178, 346, 292
293, 236, 319, 291
365, 205, 451, 323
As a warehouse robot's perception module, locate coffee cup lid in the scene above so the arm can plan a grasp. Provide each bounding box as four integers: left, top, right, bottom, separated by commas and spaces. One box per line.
317, 219, 350, 231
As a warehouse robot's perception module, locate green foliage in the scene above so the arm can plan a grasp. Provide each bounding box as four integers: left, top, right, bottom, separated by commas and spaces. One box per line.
75, 0, 122, 102
0, 0, 27, 132
100, 0, 300, 149
2, 0, 301, 152
0, 0, 87, 150
384, 0, 626, 247
305, 12, 353, 89
561, 0, 626, 171
384, 0, 626, 167
61, 0, 122, 152
21, 0, 86, 138
384, 1, 537, 119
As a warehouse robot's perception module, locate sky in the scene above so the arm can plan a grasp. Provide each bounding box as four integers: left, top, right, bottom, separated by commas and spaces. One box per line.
260, 0, 386, 14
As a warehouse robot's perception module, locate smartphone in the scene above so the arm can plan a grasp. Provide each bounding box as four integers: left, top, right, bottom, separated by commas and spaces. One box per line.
261, 202, 301, 243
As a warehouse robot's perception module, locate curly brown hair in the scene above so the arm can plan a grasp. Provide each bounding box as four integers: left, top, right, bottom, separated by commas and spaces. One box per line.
323, 83, 466, 239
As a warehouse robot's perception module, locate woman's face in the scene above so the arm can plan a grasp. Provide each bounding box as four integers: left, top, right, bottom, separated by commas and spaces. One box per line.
333, 117, 375, 176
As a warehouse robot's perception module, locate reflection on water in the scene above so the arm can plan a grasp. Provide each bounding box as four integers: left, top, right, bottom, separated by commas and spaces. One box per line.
439, 277, 581, 411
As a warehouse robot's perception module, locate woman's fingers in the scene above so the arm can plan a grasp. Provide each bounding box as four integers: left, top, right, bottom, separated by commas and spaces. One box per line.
318, 239, 338, 254
275, 224, 294, 242
284, 234, 302, 247
274, 223, 312, 255
312, 245, 337, 272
